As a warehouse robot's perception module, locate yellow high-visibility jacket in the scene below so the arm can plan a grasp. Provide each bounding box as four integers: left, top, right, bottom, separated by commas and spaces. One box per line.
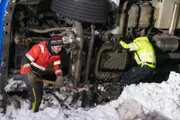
120, 37, 156, 68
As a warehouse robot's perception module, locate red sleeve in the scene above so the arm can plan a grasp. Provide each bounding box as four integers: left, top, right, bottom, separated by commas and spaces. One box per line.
20, 44, 41, 74
53, 56, 63, 76
26, 44, 41, 62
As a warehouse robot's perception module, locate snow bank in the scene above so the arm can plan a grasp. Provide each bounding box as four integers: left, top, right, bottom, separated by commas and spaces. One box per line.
0, 71, 180, 120
118, 71, 180, 120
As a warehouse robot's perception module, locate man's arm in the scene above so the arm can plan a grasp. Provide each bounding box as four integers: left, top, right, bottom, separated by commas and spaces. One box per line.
20, 45, 41, 74
120, 40, 139, 51
53, 57, 63, 76
25, 44, 41, 62
119, 41, 130, 49
53, 57, 64, 87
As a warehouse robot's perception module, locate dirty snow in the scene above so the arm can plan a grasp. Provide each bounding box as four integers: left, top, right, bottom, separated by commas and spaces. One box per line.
0, 71, 180, 120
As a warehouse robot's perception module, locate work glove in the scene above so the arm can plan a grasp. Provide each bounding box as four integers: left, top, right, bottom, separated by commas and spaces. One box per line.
110, 38, 122, 52
55, 76, 65, 87
27, 71, 37, 84
114, 41, 123, 52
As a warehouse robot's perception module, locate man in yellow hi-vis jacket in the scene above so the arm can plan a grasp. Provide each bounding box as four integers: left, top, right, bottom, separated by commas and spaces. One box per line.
118, 37, 156, 85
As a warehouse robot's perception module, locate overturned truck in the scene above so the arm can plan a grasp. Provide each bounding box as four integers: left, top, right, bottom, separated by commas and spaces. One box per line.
1, 0, 180, 113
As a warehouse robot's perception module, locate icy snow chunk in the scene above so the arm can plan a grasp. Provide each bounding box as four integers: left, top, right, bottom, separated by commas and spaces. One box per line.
4, 78, 26, 92
117, 99, 144, 120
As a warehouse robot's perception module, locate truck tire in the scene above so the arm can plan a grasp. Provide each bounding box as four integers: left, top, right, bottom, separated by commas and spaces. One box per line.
51, 0, 110, 23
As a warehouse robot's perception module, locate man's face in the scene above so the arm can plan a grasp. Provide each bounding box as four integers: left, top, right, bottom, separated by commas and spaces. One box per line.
51, 45, 62, 54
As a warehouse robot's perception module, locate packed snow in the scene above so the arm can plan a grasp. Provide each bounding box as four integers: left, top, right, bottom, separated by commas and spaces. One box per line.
0, 71, 180, 120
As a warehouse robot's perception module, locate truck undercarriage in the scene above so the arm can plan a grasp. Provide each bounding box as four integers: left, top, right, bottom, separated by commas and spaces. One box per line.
1, 0, 180, 113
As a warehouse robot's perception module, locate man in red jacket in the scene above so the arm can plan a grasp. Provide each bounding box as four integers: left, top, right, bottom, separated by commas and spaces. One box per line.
20, 35, 65, 112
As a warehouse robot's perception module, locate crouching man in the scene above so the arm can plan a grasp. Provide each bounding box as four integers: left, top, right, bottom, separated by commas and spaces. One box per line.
117, 37, 156, 85
20, 35, 65, 112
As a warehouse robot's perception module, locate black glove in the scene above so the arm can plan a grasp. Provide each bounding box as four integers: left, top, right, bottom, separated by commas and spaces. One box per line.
27, 71, 37, 83
114, 41, 122, 52
55, 76, 65, 87
110, 37, 122, 52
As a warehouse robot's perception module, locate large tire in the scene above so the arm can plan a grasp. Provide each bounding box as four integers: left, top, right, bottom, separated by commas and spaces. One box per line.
51, 0, 110, 23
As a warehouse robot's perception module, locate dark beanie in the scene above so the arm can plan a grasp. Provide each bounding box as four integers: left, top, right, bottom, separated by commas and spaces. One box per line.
50, 36, 63, 46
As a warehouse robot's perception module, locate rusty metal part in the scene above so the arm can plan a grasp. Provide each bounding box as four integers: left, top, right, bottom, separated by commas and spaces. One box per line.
28, 37, 50, 43
24, 37, 32, 47
14, 31, 76, 45
110, 14, 126, 35
127, 4, 139, 28
139, 2, 152, 28
15, 36, 50, 44
169, 3, 179, 35
84, 25, 95, 83
55, 31, 76, 44
73, 21, 84, 87
24, 27, 72, 34
110, 1, 128, 35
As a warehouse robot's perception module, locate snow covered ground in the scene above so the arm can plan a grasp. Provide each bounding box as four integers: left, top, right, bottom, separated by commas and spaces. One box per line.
0, 71, 180, 120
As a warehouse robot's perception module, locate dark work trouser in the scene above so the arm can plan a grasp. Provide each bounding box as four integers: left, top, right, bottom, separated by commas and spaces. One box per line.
121, 65, 154, 85
21, 74, 43, 112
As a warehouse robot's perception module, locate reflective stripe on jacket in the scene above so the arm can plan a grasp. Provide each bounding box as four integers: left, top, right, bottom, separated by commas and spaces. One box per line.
120, 37, 156, 68
20, 41, 63, 76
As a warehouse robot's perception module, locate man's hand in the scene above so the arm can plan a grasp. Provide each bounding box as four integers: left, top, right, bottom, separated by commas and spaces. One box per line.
110, 38, 123, 52
27, 71, 37, 82
55, 76, 65, 87
114, 41, 123, 52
